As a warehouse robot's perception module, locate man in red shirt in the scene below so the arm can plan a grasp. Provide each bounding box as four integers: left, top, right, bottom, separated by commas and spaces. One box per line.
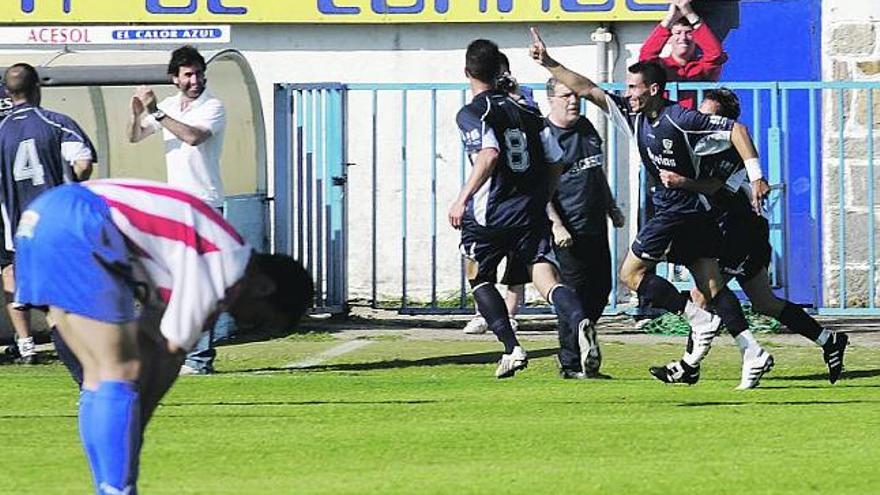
639, 0, 728, 109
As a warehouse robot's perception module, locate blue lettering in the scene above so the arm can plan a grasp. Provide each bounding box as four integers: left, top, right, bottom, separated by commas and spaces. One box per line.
479, 0, 513, 14
208, 0, 246, 14
146, 0, 197, 14
21, 0, 72, 14
560, 0, 614, 12
317, 0, 360, 14
371, 0, 422, 14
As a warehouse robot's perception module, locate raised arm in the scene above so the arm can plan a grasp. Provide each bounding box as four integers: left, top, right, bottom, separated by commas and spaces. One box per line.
529, 27, 608, 112
731, 122, 770, 211
640, 3, 679, 61
676, 0, 728, 80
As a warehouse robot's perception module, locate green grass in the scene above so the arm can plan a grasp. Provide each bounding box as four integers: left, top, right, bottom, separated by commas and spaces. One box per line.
1, 336, 878, 494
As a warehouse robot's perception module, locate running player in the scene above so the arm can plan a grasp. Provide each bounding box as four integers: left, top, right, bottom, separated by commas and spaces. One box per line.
530, 28, 772, 389
13, 178, 313, 494
652, 88, 849, 384
451, 39, 599, 378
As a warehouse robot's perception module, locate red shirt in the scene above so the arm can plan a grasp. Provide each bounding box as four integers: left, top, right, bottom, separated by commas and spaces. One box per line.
639, 23, 728, 109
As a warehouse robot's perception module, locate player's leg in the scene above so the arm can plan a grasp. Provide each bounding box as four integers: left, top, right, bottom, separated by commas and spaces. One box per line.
51, 308, 141, 495
500, 259, 529, 331
740, 268, 848, 383
530, 260, 599, 376
2, 263, 35, 364
689, 258, 773, 389
462, 259, 488, 334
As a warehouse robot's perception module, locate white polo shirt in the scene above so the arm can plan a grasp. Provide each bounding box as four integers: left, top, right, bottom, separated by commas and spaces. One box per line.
143, 89, 226, 208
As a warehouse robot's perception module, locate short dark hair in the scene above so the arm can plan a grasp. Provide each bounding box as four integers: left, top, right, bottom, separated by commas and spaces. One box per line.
703, 88, 741, 120
672, 17, 694, 29
498, 52, 510, 73
628, 61, 667, 93
3, 63, 40, 99
545, 77, 562, 96
465, 39, 502, 84
167, 45, 206, 76
252, 253, 315, 330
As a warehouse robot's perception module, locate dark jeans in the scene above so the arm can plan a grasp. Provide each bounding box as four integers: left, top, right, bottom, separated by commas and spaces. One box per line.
554, 230, 612, 371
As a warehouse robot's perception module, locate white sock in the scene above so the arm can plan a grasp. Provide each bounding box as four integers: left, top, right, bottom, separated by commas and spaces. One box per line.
816, 329, 831, 347
683, 300, 712, 326
735, 330, 761, 357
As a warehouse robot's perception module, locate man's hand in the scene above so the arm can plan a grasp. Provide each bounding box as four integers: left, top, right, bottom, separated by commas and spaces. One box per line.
448, 201, 466, 230
552, 222, 573, 248
659, 169, 689, 189
662, 1, 682, 27
529, 27, 557, 68
609, 205, 626, 228
750, 178, 771, 214
131, 95, 145, 116
135, 85, 159, 113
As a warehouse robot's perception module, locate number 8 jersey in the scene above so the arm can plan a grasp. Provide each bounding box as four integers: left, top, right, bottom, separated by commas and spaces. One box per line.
456, 90, 563, 229
0, 102, 97, 250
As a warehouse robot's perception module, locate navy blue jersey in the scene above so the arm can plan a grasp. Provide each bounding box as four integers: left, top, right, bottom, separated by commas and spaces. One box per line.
456, 90, 563, 229
548, 116, 610, 236
0, 85, 13, 122
0, 103, 97, 249
604, 92, 734, 214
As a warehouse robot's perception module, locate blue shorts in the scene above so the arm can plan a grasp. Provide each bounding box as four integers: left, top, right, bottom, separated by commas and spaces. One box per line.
632, 211, 721, 265
14, 184, 137, 323
460, 224, 556, 286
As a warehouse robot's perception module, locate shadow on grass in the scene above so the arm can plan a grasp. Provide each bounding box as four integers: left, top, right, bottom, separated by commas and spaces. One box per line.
229, 347, 559, 374
772, 368, 880, 381
678, 399, 879, 408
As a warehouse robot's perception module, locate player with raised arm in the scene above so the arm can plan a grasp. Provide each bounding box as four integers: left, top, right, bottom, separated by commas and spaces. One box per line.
655, 88, 849, 384
13, 179, 313, 494
529, 28, 773, 389
451, 39, 600, 379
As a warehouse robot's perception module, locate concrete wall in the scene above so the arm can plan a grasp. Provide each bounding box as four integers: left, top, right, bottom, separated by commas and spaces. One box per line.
822, 0, 880, 307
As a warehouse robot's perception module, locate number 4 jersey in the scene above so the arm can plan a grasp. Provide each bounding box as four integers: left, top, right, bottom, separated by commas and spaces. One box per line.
0, 102, 97, 250
456, 90, 563, 230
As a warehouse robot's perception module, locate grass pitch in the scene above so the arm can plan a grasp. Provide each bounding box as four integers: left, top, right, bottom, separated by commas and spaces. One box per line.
1, 333, 878, 494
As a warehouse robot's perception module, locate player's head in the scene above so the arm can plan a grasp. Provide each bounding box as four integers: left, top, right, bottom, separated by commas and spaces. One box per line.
168, 45, 207, 100
700, 88, 741, 120
625, 61, 667, 113
227, 253, 315, 333
546, 77, 579, 122
670, 17, 697, 60
3, 63, 40, 105
465, 39, 502, 85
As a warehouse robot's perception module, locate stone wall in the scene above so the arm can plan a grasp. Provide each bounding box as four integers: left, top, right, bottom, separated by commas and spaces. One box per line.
822, 1, 880, 307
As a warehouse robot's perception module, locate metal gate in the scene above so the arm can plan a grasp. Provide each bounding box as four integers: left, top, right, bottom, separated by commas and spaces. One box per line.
274, 83, 348, 314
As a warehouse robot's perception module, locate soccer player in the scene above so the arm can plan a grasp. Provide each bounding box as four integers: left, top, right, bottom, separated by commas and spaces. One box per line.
530, 28, 772, 389
13, 178, 313, 494
0, 63, 95, 366
450, 39, 599, 379
654, 88, 849, 384
545, 77, 625, 378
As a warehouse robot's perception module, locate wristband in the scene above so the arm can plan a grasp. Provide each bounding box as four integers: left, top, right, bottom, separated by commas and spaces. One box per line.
744, 157, 764, 182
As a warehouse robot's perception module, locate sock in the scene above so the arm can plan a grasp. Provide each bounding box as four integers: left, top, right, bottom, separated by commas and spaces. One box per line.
16, 336, 35, 356
778, 302, 824, 343
78, 388, 102, 492
681, 300, 719, 367
90, 381, 141, 495
710, 287, 749, 337
548, 284, 587, 330
51, 327, 84, 388
636, 274, 688, 314
473, 284, 518, 354
734, 330, 761, 358
816, 329, 832, 347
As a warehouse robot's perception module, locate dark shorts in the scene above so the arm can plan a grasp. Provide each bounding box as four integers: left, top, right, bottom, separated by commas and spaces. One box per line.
461, 224, 556, 285
0, 243, 13, 269
14, 184, 137, 323
632, 211, 722, 265
719, 212, 772, 283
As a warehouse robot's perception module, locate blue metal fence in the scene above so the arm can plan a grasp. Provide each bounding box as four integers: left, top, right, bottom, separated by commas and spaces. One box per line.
274, 80, 880, 316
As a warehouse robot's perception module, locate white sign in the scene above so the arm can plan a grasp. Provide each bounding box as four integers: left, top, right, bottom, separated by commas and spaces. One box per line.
0, 25, 230, 45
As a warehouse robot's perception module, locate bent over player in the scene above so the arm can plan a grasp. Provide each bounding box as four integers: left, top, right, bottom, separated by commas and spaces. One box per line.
530, 28, 772, 389
450, 39, 599, 379
14, 179, 313, 494
655, 88, 849, 384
